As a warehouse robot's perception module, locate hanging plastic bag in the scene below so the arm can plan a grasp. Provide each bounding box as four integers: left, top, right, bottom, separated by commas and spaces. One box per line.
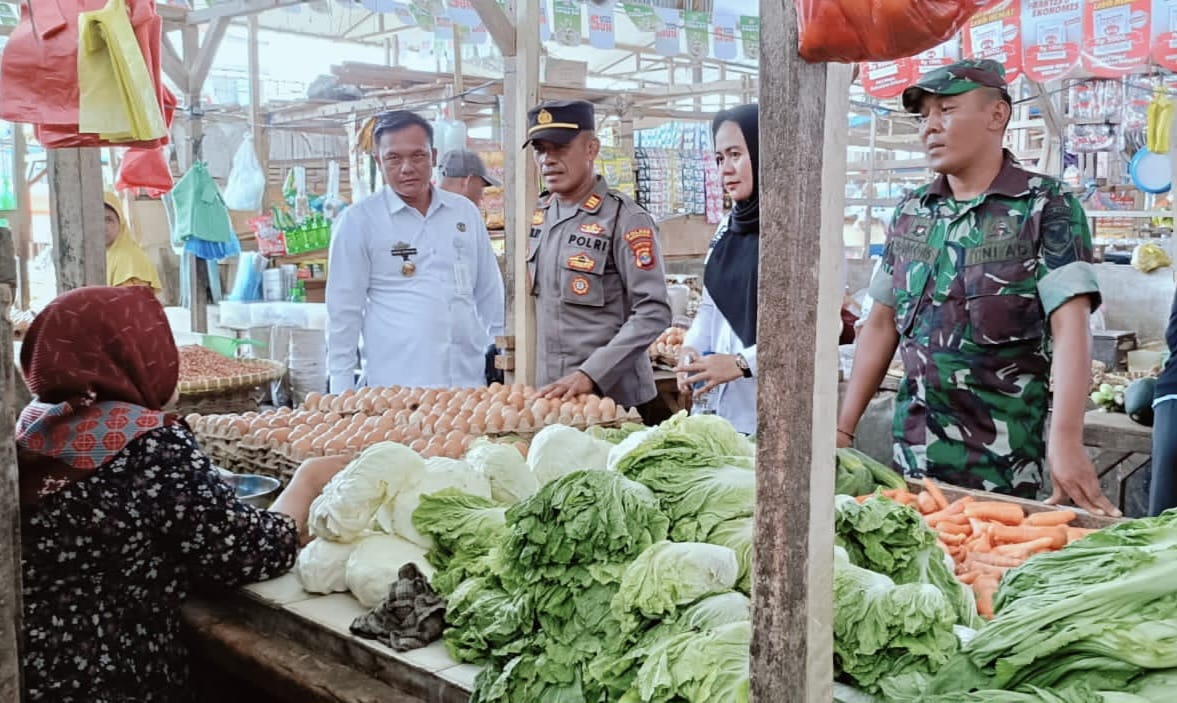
796, 0, 986, 63
321, 160, 347, 221
1131, 242, 1172, 274
77, 0, 167, 142
115, 145, 173, 197
223, 134, 266, 211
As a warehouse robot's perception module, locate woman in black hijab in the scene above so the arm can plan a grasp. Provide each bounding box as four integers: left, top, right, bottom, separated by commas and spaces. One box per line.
676, 104, 760, 434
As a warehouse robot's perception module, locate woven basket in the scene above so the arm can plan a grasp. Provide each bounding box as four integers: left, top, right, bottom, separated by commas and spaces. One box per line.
178, 359, 286, 396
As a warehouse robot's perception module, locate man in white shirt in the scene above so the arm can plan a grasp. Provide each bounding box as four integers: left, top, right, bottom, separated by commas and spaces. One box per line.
327, 110, 505, 392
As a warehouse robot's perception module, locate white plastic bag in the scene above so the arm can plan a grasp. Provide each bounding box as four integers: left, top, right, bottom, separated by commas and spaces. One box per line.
223, 134, 266, 211
322, 160, 346, 222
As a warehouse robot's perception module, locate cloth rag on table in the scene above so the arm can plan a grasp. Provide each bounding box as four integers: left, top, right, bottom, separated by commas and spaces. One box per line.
349, 563, 446, 651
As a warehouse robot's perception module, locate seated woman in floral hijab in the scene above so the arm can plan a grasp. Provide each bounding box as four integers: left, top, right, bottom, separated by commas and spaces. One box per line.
16, 286, 345, 703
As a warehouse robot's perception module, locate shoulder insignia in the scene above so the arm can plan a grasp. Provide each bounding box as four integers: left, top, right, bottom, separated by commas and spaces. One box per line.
582, 193, 603, 212
624, 228, 656, 270
532, 209, 546, 226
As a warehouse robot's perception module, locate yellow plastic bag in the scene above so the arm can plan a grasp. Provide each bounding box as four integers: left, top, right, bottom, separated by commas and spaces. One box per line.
77, 0, 166, 142
1131, 242, 1172, 273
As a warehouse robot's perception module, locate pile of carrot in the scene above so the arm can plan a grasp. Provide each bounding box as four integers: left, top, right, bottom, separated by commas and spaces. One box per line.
857, 478, 1095, 619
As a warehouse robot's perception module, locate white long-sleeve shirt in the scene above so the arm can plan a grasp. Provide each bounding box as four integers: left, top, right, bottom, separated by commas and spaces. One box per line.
327, 186, 505, 392
682, 287, 758, 435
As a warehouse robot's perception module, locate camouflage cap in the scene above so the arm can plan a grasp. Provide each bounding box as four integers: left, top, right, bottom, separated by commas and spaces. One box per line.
901, 59, 1010, 113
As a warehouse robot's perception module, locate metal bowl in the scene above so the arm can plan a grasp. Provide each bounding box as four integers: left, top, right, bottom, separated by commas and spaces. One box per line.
224, 473, 282, 508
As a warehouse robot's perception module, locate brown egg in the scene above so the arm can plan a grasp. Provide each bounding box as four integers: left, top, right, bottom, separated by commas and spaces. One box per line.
488, 382, 504, 394
543, 411, 559, 426
361, 429, 384, 446
467, 421, 484, 435
345, 433, 366, 450
384, 429, 401, 443
442, 437, 465, 458
350, 413, 369, 426
325, 436, 350, 454
434, 416, 453, 434
395, 409, 411, 425
242, 411, 259, 420
357, 396, 377, 413
270, 428, 292, 444
276, 406, 293, 416
318, 396, 335, 413
600, 396, 617, 417
409, 438, 428, 453
327, 396, 344, 413
323, 412, 343, 425
363, 416, 382, 431
452, 417, 471, 434
304, 391, 322, 409
407, 410, 426, 427
291, 437, 314, 457
507, 392, 526, 410
371, 396, 390, 414
531, 398, 551, 418
501, 407, 520, 429
387, 397, 407, 412
309, 434, 331, 452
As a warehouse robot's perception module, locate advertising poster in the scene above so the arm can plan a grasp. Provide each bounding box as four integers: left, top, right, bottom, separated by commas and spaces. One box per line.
738, 15, 759, 61
1082, 0, 1150, 76
589, 6, 616, 49
1151, 0, 1177, 71
914, 37, 961, 76
553, 0, 582, 46
684, 11, 710, 60
655, 8, 682, 57
1020, 0, 1082, 80
623, 3, 661, 32
447, 0, 480, 27
962, 0, 1024, 84
713, 13, 738, 60
860, 59, 916, 99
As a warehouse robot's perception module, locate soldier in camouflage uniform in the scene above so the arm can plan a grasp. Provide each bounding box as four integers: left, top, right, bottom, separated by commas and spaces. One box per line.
837, 60, 1119, 515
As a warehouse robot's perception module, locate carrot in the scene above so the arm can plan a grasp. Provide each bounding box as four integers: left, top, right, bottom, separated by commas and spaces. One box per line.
969, 551, 1024, 568
922, 477, 950, 511
917, 491, 938, 515
993, 537, 1054, 559
1026, 510, 1077, 527
973, 577, 998, 619
928, 513, 970, 528
990, 525, 1068, 550
924, 497, 972, 524
963, 560, 1010, 578
956, 570, 979, 585
964, 502, 1025, 526
939, 532, 967, 546
937, 522, 972, 536
1066, 527, 1096, 543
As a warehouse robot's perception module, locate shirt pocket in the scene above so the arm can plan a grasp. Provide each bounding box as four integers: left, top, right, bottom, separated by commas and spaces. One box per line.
964, 256, 1045, 346
559, 247, 607, 308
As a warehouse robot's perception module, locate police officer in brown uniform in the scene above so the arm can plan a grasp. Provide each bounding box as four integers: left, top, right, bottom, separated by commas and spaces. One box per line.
525, 100, 671, 409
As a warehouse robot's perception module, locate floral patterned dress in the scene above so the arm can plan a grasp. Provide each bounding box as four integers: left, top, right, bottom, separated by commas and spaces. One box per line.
21, 425, 299, 703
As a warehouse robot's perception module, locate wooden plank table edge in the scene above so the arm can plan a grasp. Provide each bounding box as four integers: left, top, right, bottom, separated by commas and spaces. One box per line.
181, 591, 472, 703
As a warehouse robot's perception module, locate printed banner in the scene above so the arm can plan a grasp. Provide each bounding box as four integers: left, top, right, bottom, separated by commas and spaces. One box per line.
434, 14, 453, 40
739, 15, 759, 61
1151, 0, 1177, 71
408, 2, 436, 30
589, 6, 616, 49
447, 0, 480, 27
860, 59, 916, 99
1020, 0, 1082, 81
362, 0, 398, 12
684, 10, 710, 60
391, 2, 416, 24
1082, 0, 1150, 77
655, 8, 681, 57
466, 23, 489, 44
962, 0, 1023, 85
914, 37, 961, 75
623, 3, 661, 32
713, 13, 738, 60
553, 0, 581, 46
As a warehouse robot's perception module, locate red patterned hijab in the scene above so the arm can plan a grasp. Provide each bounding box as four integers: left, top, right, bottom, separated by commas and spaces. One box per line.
16, 287, 181, 507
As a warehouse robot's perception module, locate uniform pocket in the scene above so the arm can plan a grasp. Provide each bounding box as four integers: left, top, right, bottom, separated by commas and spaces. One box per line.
964, 258, 1044, 346
560, 265, 605, 307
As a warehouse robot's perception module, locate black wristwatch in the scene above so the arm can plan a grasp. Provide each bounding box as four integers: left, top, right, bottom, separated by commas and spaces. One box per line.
735, 353, 752, 378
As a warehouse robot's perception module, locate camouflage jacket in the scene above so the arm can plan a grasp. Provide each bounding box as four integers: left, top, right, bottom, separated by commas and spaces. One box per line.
868, 154, 1101, 497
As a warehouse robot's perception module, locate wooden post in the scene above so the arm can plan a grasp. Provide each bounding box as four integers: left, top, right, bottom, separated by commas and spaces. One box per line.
751, 0, 848, 698
247, 15, 270, 208
502, 0, 539, 385
0, 225, 24, 702
12, 125, 31, 310
185, 25, 209, 333
47, 149, 106, 293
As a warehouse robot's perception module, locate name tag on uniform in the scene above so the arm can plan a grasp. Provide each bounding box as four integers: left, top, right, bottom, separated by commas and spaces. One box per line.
890, 236, 937, 265
964, 240, 1035, 266
567, 233, 609, 252
567, 253, 596, 272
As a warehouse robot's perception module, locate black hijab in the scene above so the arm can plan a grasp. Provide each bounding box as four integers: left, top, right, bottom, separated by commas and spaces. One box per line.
705, 104, 760, 347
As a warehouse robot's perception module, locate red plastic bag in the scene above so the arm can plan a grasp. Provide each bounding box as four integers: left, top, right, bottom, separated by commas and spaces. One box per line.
35, 87, 177, 150
796, 0, 987, 63
115, 147, 174, 197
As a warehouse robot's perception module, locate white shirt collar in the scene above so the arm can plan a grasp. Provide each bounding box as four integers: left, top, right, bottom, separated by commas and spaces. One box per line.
385, 185, 450, 218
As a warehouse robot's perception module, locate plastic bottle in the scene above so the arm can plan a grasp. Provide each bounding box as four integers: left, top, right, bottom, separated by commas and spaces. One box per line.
683, 351, 718, 415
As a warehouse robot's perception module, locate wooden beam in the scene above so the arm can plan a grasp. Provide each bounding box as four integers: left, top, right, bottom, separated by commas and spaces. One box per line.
47, 149, 106, 292
11, 125, 31, 310
0, 225, 22, 703
503, 0, 539, 385
183, 27, 209, 334
160, 33, 190, 92
187, 0, 304, 25
470, 0, 516, 57
752, 0, 843, 700
189, 17, 230, 97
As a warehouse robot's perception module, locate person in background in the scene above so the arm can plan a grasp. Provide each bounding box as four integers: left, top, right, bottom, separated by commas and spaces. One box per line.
836, 59, 1118, 516
104, 192, 161, 292
524, 99, 671, 409
16, 286, 347, 703
676, 104, 760, 435
1149, 291, 1177, 515
328, 110, 505, 391
439, 149, 501, 209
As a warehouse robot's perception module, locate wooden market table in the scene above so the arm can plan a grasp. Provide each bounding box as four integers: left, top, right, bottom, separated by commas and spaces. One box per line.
1081, 409, 1153, 518
181, 575, 475, 703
